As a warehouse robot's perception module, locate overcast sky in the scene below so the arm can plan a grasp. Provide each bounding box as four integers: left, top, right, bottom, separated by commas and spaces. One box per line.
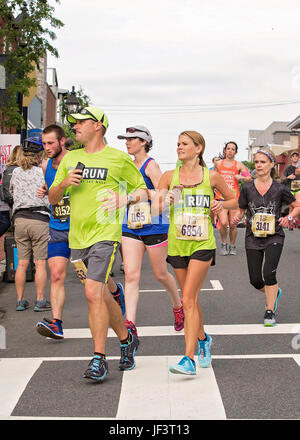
48, 0, 300, 170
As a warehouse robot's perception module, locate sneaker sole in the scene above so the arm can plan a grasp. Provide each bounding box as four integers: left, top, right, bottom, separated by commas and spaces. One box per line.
174, 325, 184, 332
169, 365, 196, 375
34, 307, 51, 312
36, 323, 64, 340
83, 371, 108, 382
264, 322, 276, 327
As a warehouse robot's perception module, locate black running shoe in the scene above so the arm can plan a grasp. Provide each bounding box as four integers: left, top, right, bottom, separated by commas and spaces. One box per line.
83, 356, 108, 382
119, 329, 140, 371
264, 309, 276, 327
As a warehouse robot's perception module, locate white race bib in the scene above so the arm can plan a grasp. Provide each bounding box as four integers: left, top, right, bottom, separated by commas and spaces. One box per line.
127, 202, 152, 229
176, 213, 209, 241
291, 180, 300, 191
251, 213, 275, 237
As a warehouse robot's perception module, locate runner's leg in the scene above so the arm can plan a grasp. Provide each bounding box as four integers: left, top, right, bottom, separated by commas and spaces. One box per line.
121, 236, 145, 323
48, 256, 68, 320
147, 244, 182, 309
174, 259, 211, 359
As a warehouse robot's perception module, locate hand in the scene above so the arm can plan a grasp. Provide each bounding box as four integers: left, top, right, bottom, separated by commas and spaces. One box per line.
287, 174, 296, 180
64, 168, 83, 187
163, 190, 175, 209
37, 184, 47, 198
100, 189, 127, 213
278, 216, 290, 228
210, 199, 223, 214
231, 214, 243, 227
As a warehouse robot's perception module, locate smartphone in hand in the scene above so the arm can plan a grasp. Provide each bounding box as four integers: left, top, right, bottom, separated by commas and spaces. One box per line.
75, 162, 85, 172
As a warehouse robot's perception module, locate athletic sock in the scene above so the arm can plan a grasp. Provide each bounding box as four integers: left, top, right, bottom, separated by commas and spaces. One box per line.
111, 285, 120, 296
94, 352, 106, 359
121, 331, 132, 345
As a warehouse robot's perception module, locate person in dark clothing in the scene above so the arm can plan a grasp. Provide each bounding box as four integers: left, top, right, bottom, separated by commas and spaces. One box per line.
231, 147, 300, 326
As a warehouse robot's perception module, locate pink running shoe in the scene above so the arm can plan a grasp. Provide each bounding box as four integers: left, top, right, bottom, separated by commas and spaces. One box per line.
125, 319, 138, 339
173, 304, 184, 331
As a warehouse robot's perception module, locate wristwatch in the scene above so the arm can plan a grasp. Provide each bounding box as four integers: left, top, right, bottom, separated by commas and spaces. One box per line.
288, 215, 294, 221
127, 194, 134, 204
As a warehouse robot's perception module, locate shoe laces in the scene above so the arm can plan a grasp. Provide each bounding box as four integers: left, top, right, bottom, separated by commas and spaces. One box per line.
199, 339, 209, 358
90, 356, 102, 372
173, 306, 184, 324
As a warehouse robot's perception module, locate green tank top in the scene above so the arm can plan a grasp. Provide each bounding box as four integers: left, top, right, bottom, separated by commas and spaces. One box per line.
168, 166, 216, 256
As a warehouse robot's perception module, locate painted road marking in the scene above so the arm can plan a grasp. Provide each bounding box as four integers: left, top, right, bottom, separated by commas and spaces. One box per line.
0, 358, 42, 418
117, 356, 226, 420
140, 279, 223, 292
62, 323, 300, 339
1, 354, 299, 420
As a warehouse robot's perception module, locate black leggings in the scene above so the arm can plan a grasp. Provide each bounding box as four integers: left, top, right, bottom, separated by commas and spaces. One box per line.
246, 243, 283, 290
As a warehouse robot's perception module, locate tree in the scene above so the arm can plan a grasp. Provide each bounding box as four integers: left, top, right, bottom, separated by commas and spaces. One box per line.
0, 0, 64, 131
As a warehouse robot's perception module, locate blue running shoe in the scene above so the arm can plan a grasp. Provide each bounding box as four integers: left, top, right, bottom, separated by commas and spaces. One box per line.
169, 356, 196, 375
119, 329, 139, 371
197, 334, 212, 368
274, 288, 282, 313
36, 318, 64, 340
112, 283, 126, 316
83, 356, 108, 382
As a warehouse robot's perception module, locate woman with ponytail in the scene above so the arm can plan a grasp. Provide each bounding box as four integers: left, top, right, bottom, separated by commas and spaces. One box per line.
152, 130, 237, 375
231, 147, 300, 326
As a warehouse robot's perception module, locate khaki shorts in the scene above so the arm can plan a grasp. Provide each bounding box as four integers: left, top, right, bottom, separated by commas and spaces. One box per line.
14, 217, 49, 260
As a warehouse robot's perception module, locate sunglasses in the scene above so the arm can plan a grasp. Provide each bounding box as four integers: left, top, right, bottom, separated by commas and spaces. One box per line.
126, 127, 149, 135
78, 108, 104, 124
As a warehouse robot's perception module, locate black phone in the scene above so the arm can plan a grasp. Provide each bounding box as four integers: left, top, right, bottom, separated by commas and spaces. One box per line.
75, 162, 85, 172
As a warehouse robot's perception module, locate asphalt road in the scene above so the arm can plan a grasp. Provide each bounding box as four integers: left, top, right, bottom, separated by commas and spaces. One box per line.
0, 228, 299, 423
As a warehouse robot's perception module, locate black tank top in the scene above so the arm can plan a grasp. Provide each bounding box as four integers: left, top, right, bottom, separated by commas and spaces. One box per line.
238, 180, 295, 249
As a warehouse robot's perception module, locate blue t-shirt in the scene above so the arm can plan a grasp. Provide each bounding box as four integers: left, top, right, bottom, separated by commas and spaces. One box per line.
45, 159, 70, 231
122, 157, 169, 236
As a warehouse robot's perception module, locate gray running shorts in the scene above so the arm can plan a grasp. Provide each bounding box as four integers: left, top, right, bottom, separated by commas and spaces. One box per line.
71, 241, 119, 283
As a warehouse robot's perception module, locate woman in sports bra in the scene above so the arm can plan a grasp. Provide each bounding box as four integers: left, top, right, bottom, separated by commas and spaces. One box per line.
231, 147, 300, 326
215, 141, 252, 256
152, 130, 237, 375
117, 125, 184, 338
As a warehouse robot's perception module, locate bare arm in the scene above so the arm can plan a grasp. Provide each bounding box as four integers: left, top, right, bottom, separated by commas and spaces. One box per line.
145, 159, 163, 198
209, 170, 238, 210
48, 168, 83, 205
151, 171, 173, 217
235, 162, 252, 183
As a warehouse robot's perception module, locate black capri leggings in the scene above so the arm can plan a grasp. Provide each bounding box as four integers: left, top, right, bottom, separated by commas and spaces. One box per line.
246, 243, 283, 290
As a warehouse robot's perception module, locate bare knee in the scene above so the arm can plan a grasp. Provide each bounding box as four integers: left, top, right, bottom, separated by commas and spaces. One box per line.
125, 269, 140, 285
50, 268, 66, 284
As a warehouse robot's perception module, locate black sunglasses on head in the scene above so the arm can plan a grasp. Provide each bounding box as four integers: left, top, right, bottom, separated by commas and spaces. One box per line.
77, 108, 104, 124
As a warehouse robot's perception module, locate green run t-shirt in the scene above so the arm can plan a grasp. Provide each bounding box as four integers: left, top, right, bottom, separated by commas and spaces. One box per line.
168, 166, 216, 256
51, 146, 146, 249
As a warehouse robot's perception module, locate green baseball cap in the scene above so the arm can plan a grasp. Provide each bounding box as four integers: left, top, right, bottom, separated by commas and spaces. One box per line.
67, 106, 109, 129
